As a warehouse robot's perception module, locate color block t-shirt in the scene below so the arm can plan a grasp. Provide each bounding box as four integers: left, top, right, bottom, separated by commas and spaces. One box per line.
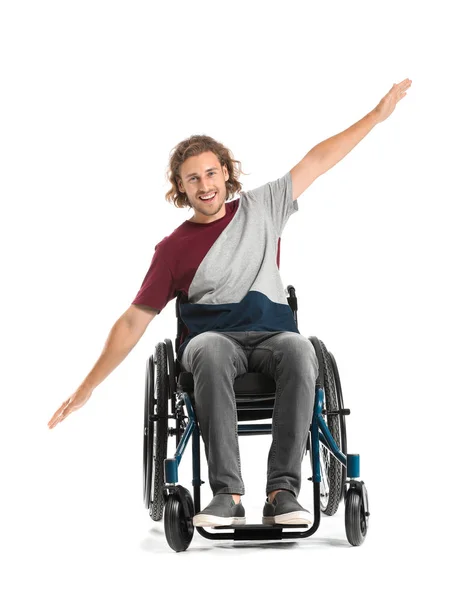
132, 171, 300, 362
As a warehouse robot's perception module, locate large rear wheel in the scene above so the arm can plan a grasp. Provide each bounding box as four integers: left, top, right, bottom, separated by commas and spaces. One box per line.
328, 350, 348, 503
143, 343, 169, 521
143, 356, 154, 509
315, 339, 346, 516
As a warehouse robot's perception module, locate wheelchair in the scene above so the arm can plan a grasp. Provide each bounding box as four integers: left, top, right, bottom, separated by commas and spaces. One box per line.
143, 285, 369, 552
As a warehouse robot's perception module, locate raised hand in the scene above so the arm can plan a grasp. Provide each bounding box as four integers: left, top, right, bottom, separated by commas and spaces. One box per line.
374, 78, 412, 123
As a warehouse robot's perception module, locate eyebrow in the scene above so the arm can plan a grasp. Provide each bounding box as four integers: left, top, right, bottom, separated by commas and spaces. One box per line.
185, 167, 218, 178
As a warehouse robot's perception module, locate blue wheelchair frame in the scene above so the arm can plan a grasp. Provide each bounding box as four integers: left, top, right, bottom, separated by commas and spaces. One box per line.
164, 384, 360, 541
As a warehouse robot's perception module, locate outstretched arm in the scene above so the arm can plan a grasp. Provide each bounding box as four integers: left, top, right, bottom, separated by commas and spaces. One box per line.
290, 78, 412, 200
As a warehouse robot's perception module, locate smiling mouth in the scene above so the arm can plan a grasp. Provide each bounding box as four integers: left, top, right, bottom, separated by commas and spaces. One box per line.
200, 192, 217, 202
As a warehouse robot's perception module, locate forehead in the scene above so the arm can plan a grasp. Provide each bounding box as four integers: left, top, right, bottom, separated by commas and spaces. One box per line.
181, 151, 221, 177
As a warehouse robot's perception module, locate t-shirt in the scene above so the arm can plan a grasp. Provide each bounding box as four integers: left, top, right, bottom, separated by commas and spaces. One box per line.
132, 170, 300, 362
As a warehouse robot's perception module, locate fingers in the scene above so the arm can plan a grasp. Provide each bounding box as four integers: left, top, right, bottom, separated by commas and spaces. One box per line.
394, 79, 412, 92
48, 399, 71, 429
387, 79, 411, 104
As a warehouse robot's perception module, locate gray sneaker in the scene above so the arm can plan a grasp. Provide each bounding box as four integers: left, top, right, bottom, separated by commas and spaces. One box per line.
193, 494, 246, 527
262, 490, 312, 525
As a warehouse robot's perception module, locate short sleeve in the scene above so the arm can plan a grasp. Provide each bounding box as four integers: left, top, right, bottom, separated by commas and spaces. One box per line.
248, 171, 298, 237
131, 245, 176, 314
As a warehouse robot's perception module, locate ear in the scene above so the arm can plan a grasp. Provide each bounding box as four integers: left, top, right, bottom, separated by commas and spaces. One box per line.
223, 165, 229, 182
177, 177, 185, 194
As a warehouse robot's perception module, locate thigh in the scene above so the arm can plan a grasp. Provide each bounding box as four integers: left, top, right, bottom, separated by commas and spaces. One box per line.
248, 331, 319, 379
180, 331, 249, 376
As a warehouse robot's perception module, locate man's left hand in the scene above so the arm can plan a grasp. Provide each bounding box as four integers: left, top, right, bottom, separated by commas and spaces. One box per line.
374, 78, 412, 123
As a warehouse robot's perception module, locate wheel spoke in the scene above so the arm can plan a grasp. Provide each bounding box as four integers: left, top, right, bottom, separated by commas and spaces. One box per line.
320, 447, 329, 492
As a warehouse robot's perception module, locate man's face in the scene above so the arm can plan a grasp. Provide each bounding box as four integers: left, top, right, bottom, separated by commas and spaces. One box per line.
178, 151, 229, 224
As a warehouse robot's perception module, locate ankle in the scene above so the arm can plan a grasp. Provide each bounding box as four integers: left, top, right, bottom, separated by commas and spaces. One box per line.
232, 494, 241, 504
267, 489, 284, 503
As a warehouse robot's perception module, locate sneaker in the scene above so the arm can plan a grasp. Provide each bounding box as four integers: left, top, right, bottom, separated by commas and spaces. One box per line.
262, 490, 312, 525
192, 494, 246, 527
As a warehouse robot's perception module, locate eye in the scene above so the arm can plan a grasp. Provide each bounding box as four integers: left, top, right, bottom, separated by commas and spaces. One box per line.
190, 171, 215, 182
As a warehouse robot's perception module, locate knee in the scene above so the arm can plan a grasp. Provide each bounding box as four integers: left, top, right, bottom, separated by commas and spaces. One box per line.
281, 336, 319, 377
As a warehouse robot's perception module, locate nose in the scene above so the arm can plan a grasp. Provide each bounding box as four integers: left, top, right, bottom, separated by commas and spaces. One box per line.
198, 177, 213, 192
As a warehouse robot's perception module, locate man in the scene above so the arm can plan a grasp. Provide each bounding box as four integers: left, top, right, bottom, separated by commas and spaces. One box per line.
48, 79, 411, 528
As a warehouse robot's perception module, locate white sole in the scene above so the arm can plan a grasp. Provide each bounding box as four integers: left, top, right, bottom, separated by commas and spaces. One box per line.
262, 510, 313, 525
193, 515, 247, 527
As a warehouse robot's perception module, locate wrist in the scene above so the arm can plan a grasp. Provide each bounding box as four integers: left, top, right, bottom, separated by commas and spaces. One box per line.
79, 380, 95, 393
370, 107, 382, 126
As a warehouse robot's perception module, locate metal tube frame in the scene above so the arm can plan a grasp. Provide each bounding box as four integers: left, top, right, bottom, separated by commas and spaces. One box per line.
163, 384, 350, 541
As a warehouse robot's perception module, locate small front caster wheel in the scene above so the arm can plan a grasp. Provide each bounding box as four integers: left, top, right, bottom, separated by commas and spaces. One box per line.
345, 487, 368, 546
164, 486, 195, 552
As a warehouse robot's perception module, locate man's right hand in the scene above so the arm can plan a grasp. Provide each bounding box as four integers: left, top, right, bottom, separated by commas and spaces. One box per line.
48, 385, 93, 429
47, 306, 158, 430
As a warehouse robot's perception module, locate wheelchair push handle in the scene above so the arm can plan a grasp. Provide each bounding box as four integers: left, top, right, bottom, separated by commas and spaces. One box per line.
286, 285, 298, 316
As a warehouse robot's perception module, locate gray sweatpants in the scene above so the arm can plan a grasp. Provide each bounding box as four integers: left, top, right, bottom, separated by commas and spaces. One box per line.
179, 330, 319, 498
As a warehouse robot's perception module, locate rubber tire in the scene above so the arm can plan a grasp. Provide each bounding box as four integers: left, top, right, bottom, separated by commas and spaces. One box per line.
318, 339, 344, 516
345, 488, 368, 546
328, 351, 348, 503
149, 342, 169, 521
143, 355, 155, 509
164, 489, 195, 552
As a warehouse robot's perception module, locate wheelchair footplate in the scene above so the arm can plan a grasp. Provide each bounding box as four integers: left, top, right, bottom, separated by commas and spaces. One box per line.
199, 522, 313, 542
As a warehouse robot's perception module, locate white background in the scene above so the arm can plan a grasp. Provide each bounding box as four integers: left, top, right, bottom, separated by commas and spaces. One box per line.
1, 0, 464, 598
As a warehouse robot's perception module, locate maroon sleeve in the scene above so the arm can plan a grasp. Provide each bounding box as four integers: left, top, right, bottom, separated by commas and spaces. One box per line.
131, 245, 176, 314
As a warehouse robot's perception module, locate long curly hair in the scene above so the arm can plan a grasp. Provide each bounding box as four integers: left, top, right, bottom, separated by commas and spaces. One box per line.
165, 134, 249, 209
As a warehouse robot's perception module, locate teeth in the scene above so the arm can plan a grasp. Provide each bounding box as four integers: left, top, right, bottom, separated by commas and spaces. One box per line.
200, 192, 215, 200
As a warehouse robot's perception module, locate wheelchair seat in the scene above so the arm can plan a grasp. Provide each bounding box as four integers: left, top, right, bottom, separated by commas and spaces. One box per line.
177, 363, 277, 421
177, 365, 276, 396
